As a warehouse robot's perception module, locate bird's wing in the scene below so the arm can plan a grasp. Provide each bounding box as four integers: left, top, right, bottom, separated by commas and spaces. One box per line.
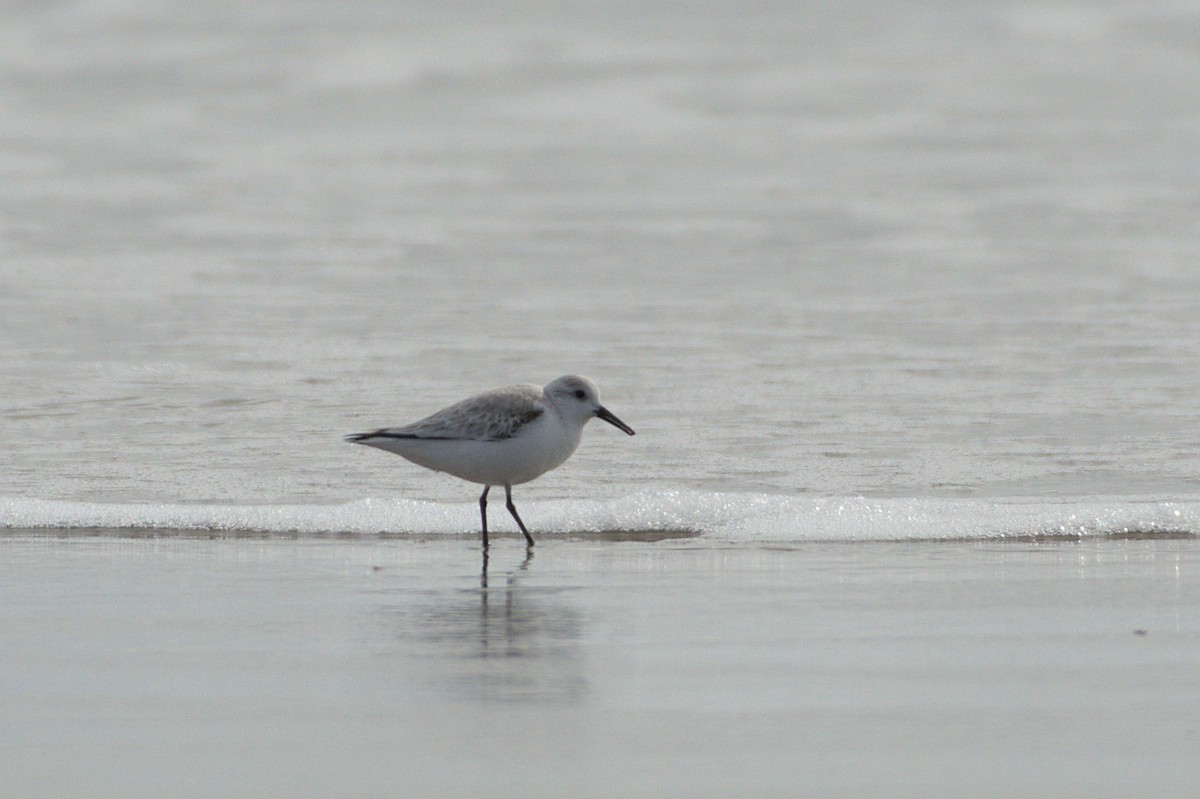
350, 384, 545, 443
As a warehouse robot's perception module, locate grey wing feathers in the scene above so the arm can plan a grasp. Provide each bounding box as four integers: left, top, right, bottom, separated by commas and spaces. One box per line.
348, 385, 545, 443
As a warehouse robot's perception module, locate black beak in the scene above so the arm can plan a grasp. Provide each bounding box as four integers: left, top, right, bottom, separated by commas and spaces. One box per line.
596, 406, 635, 435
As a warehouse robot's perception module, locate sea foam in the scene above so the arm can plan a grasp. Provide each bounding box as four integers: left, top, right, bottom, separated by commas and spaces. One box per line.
3, 492, 1198, 542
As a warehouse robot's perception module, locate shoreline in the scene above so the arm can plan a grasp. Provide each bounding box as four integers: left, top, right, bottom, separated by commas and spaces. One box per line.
3, 522, 1196, 544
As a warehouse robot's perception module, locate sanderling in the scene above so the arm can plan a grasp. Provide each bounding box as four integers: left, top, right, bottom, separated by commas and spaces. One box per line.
346, 374, 635, 548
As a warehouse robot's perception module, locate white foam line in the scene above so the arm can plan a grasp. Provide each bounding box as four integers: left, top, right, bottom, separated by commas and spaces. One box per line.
2, 492, 1199, 541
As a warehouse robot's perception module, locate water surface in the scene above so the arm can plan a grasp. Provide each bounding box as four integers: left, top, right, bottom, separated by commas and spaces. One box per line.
3, 0, 1199, 517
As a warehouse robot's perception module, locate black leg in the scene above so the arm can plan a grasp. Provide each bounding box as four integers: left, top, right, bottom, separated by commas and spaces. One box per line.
504, 483, 535, 547
479, 485, 490, 550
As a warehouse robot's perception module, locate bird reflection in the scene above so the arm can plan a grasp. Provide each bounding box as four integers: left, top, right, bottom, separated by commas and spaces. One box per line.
385, 546, 587, 704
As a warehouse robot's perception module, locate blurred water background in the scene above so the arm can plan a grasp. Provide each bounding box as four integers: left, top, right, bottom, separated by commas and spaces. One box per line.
3, 0, 1200, 538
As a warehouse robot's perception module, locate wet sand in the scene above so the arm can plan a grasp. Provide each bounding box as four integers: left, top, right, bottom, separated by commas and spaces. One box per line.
2, 533, 1198, 798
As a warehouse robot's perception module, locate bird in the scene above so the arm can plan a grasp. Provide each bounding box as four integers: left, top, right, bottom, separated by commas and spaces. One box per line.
345, 374, 635, 548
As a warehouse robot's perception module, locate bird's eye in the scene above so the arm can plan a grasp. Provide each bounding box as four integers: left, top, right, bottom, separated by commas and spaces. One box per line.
573, 389, 586, 399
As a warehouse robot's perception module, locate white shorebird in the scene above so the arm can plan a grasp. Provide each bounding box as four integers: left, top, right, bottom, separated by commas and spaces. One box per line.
346, 375, 635, 548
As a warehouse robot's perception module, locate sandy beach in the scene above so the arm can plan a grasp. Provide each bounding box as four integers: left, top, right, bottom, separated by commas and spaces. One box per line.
2, 532, 1197, 798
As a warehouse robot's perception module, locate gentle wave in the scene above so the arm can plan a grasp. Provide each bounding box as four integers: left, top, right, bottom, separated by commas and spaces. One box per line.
3, 492, 1199, 542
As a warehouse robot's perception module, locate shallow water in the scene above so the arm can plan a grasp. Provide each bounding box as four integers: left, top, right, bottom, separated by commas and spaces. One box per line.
3, 0, 1200, 530
3, 535, 1198, 798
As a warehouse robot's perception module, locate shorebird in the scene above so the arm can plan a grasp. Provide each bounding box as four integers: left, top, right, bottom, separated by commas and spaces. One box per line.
346, 374, 635, 548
